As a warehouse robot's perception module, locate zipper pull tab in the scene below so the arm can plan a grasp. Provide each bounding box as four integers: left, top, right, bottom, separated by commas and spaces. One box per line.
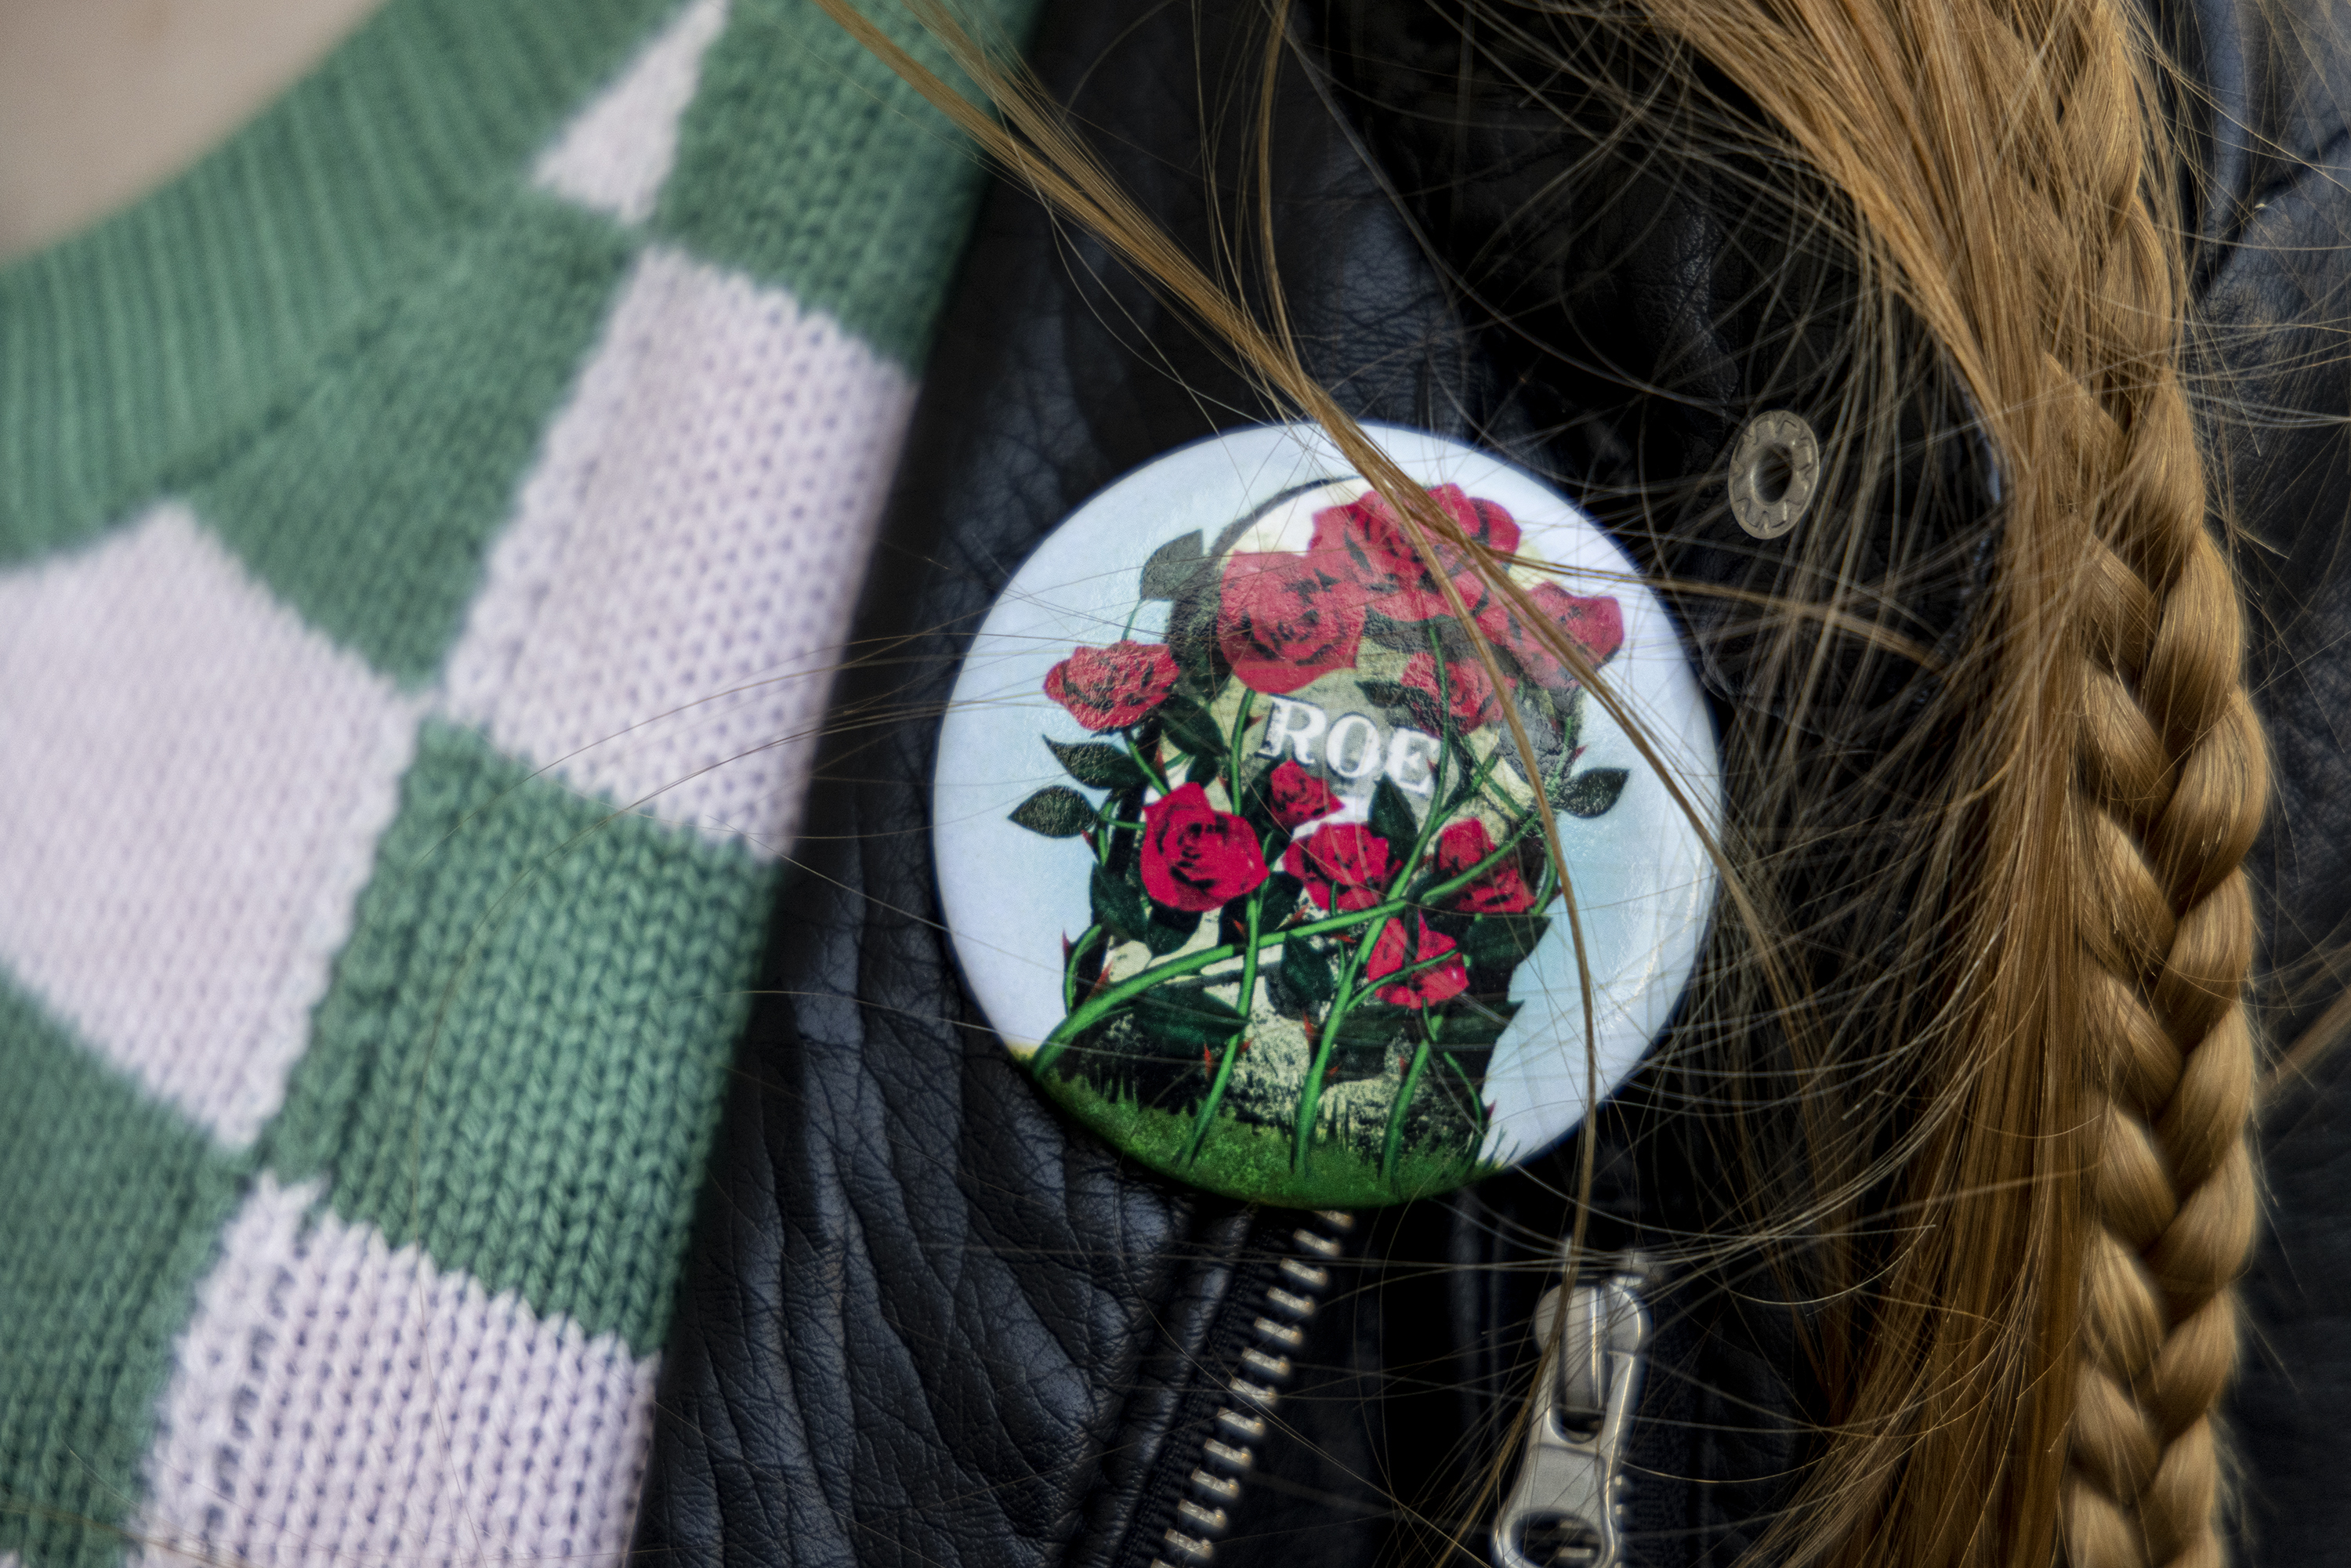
1491, 1255, 1653, 1568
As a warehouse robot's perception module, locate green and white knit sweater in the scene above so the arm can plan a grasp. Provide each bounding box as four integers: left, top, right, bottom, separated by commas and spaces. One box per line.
0, 1, 1027, 1562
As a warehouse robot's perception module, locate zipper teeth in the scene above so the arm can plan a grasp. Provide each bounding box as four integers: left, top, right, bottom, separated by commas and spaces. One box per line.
1149, 1209, 1355, 1568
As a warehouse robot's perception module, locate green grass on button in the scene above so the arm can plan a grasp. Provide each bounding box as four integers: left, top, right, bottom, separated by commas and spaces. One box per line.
1034, 1069, 1495, 1211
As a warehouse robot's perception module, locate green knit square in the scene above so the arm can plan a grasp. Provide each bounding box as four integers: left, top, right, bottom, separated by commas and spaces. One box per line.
0, 0, 676, 567
0, 984, 247, 1568
187, 198, 635, 687
262, 719, 779, 1356
651, 0, 1039, 366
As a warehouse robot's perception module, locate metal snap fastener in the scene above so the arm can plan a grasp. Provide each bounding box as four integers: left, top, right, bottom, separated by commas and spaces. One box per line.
1726, 410, 1820, 540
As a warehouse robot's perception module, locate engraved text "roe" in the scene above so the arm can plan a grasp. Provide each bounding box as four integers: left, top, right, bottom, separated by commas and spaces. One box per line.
1256, 697, 1440, 796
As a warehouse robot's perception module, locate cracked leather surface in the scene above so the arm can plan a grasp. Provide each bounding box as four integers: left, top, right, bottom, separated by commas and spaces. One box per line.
631, 0, 2351, 1563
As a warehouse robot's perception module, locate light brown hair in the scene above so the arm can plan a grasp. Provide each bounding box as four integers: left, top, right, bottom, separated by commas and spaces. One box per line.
812, 0, 2269, 1563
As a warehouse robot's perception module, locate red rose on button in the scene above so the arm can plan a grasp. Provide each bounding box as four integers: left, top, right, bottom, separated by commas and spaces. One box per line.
1364, 915, 1470, 1009
1267, 760, 1342, 830
1139, 784, 1269, 913
1216, 549, 1368, 694
1476, 585, 1624, 697
1401, 653, 1502, 730
1433, 819, 1534, 914
1282, 824, 1395, 914
1309, 483, 1522, 621
1045, 640, 1181, 731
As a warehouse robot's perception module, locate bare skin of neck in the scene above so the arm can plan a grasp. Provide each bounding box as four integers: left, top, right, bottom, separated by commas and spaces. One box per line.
0, 0, 391, 261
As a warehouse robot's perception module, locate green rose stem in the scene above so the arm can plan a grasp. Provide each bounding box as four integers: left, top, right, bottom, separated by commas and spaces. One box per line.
1438, 737, 1510, 828
1063, 925, 1105, 1012
1177, 802, 1285, 1164
1224, 689, 1257, 802
1356, 738, 1563, 1175
1039, 719, 1570, 1124
1381, 1010, 1445, 1181
1288, 687, 1475, 1176
1125, 733, 1171, 794
1288, 910, 1387, 1174
1180, 891, 1261, 1166
1364, 738, 1523, 1175
1290, 929, 1466, 1175
1423, 629, 1465, 813
1089, 788, 1121, 867
1443, 1049, 1492, 1141
1027, 831, 1525, 1074
1362, 741, 1574, 1178
1429, 625, 1483, 789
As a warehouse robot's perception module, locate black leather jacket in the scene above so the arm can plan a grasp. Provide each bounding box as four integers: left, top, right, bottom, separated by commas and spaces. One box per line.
629, 1, 2351, 1563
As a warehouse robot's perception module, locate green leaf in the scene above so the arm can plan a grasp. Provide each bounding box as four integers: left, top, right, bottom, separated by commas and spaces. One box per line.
1167, 582, 1226, 693
1091, 864, 1149, 941
1357, 678, 1415, 710
1234, 776, 1279, 842
1049, 737, 1148, 789
1281, 936, 1339, 1005
1140, 531, 1207, 600
1360, 606, 1425, 649
1143, 905, 1202, 957
1465, 914, 1552, 971
1133, 986, 1244, 1047
1526, 685, 1565, 736
1257, 874, 1303, 933
1008, 786, 1096, 838
1331, 1002, 1415, 1045
1556, 767, 1629, 818
1369, 777, 1419, 852
1157, 693, 1226, 761
1435, 998, 1523, 1048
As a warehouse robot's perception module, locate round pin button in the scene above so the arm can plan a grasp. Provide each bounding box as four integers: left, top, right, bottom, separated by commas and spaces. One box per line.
934, 423, 1721, 1208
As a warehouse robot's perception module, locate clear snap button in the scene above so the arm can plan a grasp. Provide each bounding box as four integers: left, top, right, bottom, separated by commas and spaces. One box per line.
933, 423, 1721, 1207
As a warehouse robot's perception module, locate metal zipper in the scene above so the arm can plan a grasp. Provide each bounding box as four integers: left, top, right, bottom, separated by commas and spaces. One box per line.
1490, 1254, 1653, 1568
1149, 1208, 1356, 1568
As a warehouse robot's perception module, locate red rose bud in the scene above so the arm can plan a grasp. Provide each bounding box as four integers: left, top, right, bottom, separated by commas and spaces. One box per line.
1140, 783, 1270, 913
1433, 819, 1534, 914
1044, 640, 1182, 731
1400, 653, 1502, 730
1268, 759, 1342, 829
1281, 823, 1395, 914
1307, 494, 1419, 602
1364, 915, 1469, 1009
1474, 586, 1624, 696
1216, 550, 1368, 695
1307, 484, 1523, 622
1531, 585, 1624, 662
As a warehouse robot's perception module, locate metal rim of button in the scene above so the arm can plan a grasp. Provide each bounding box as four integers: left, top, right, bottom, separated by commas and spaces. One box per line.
1727, 409, 1822, 540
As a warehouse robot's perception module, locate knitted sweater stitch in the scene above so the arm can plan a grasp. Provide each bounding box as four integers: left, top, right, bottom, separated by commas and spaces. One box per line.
0, 2, 1030, 1563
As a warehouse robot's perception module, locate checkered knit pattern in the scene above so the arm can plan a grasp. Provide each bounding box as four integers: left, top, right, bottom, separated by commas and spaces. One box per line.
0, 1, 1031, 1563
